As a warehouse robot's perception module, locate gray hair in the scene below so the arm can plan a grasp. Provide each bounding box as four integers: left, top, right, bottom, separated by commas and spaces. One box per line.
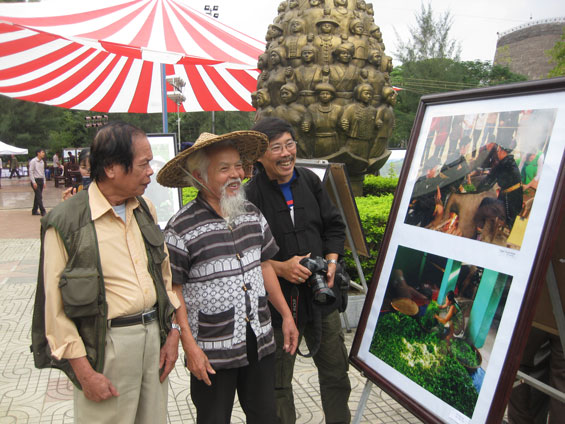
184, 139, 239, 186
185, 148, 209, 184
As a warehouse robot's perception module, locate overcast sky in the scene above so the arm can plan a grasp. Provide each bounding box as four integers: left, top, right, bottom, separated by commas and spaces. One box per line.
189, 0, 565, 65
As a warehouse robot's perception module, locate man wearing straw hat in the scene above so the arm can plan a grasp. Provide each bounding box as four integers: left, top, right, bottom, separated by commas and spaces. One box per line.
157, 130, 298, 423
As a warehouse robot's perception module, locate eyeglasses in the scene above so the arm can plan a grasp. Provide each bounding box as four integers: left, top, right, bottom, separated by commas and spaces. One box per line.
267, 140, 297, 154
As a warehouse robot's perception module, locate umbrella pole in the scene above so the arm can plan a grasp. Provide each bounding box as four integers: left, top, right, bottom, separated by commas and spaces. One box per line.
160, 64, 168, 134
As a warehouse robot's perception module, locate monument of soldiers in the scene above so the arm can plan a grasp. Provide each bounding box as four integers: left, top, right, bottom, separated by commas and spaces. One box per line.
253, 0, 396, 194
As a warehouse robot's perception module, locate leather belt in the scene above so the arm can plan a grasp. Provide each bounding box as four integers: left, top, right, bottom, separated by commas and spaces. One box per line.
109, 308, 157, 328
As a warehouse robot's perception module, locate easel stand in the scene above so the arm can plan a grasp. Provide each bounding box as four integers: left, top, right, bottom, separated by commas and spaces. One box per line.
514, 263, 565, 404
352, 264, 565, 422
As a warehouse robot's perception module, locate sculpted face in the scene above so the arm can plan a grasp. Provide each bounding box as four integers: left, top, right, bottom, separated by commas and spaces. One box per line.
270, 51, 282, 66
319, 22, 335, 34
337, 49, 352, 63
369, 50, 382, 66
352, 22, 364, 35
318, 90, 334, 103
359, 88, 373, 104
290, 20, 304, 33
301, 49, 315, 63
280, 87, 297, 104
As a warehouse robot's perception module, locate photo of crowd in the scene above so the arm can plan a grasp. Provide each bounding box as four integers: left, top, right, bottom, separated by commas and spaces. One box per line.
405, 108, 557, 250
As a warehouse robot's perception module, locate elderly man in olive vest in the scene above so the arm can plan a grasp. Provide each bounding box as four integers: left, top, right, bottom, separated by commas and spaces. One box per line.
31, 122, 181, 424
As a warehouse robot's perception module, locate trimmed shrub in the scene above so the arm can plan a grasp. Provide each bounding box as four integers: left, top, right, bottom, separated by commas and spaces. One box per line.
344, 194, 394, 283
182, 187, 198, 205
363, 175, 399, 197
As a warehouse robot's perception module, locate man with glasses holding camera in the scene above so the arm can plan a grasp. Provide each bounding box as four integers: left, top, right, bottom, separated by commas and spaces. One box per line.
246, 117, 351, 424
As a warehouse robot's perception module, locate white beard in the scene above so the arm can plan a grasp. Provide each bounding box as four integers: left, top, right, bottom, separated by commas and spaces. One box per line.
220, 179, 247, 224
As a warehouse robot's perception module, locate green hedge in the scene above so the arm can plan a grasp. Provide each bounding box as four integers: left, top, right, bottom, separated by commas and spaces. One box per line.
182, 187, 198, 205
344, 193, 394, 283
363, 174, 399, 196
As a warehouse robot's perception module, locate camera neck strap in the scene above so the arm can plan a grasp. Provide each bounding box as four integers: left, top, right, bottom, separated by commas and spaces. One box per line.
290, 285, 322, 358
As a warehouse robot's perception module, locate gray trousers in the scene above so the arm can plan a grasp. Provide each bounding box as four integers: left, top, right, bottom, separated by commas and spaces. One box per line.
274, 310, 351, 424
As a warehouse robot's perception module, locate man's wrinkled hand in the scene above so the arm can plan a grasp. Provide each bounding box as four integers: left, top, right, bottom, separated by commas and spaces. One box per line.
159, 330, 180, 382
81, 371, 119, 402
185, 343, 215, 386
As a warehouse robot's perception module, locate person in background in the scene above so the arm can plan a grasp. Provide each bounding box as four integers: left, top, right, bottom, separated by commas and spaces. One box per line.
158, 130, 298, 423
10, 155, 20, 179
0, 156, 3, 188
31, 122, 181, 423
29, 148, 46, 216
246, 117, 351, 424
62, 149, 91, 201
52, 151, 63, 176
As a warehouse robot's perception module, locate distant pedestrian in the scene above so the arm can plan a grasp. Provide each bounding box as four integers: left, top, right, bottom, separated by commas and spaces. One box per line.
0, 156, 3, 188
10, 155, 20, 178
29, 148, 46, 216
52, 152, 63, 176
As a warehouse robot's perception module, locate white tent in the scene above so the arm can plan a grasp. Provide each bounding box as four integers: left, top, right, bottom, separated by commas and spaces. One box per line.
0, 141, 28, 155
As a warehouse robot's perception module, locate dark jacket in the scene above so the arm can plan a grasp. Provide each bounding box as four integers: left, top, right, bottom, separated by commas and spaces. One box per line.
245, 164, 345, 327
31, 190, 174, 388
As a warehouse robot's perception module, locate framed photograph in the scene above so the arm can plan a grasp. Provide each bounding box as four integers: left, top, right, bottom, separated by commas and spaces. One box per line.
145, 133, 182, 228
350, 78, 565, 424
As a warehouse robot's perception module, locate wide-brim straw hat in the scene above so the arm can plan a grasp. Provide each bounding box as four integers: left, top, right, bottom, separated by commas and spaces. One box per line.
157, 130, 268, 188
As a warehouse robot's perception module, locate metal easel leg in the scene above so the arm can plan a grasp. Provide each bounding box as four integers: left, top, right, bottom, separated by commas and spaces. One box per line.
353, 379, 374, 424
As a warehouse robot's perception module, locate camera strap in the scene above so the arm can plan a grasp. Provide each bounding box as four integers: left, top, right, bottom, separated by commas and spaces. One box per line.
290, 285, 322, 358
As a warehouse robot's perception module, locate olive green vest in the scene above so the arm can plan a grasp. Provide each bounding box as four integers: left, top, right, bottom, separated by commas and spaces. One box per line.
30, 190, 174, 388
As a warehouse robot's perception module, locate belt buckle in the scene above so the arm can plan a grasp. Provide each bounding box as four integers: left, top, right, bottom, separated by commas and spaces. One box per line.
141, 309, 154, 325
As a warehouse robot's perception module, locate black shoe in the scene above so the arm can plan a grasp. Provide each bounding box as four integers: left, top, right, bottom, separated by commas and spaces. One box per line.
41, 211, 46, 216
32, 212, 40, 216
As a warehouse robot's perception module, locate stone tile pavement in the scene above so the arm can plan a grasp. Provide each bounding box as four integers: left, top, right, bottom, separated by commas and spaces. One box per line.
0, 237, 421, 424
0, 177, 422, 423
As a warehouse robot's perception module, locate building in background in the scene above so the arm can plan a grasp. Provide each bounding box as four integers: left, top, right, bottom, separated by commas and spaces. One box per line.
494, 17, 565, 80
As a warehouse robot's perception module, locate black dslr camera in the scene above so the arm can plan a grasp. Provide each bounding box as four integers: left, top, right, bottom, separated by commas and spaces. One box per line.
299, 257, 336, 306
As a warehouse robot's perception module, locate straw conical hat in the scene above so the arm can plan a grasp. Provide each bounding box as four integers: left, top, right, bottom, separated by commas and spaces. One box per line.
157, 130, 268, 188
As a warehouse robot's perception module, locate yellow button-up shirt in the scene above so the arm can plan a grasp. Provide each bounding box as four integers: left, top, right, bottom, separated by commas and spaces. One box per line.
43, 182, 180, 360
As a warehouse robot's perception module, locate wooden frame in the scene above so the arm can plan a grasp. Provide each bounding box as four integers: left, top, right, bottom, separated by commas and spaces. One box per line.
145, 133, 181, 228
350, 78, 565, 423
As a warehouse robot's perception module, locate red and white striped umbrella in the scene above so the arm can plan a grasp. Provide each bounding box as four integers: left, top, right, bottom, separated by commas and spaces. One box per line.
0, 0, 265, 113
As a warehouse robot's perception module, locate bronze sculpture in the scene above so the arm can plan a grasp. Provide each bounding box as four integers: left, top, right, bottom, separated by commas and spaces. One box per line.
255, 0, 395, 194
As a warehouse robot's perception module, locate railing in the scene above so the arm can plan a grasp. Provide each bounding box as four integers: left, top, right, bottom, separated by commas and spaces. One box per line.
497, 17, 565, 38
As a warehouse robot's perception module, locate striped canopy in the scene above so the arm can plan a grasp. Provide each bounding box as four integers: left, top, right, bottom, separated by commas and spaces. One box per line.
0, 0, 265, 113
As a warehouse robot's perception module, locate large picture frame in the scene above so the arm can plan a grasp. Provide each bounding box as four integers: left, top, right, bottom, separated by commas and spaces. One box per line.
145, 133, 182, 228
350, 78, 565, 424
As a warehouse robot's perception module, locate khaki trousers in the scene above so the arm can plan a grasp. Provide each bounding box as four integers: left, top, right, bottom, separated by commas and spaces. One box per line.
74, 320, 168, 424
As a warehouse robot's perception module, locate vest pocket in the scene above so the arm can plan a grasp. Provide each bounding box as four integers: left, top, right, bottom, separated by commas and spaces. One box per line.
197, 307, 235, 343
58, 268, 100, 318
258, 296, 272, 327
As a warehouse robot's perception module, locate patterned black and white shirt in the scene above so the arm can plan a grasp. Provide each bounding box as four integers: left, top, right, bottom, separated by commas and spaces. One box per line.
165, 193, 279, 370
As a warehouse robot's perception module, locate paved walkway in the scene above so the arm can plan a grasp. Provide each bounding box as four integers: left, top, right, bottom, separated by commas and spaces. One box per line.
0, 176, 421, 423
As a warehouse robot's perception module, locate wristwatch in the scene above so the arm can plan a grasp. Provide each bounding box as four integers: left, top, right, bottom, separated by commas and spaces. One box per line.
171, 323, 182, 335
327, 259, 338, 265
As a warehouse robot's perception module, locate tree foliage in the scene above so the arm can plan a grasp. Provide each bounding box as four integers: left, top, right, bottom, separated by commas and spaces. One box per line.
389, 59, 527, 147
0, 93, 255, 158
394, 2, 461, 63
547, 28, 565, 78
